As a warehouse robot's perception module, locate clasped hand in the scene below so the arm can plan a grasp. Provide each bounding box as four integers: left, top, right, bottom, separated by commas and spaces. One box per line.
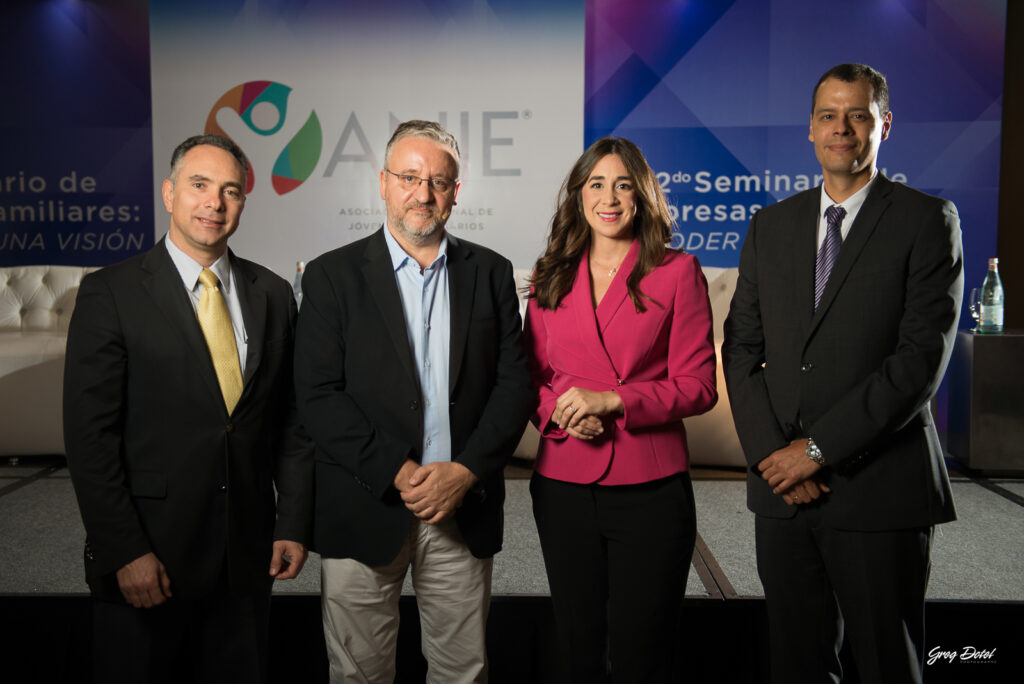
551, 387, 623, 440
757, 438, 831, 506
395, 459, 477, 524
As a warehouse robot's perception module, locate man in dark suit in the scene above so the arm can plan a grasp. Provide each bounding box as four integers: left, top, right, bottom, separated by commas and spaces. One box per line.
295, 120, 534, 682
64, 134, 313, 683
723, 64, 963, 682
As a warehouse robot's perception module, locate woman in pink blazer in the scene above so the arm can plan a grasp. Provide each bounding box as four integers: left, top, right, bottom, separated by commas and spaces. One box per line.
524, 137, 717, 682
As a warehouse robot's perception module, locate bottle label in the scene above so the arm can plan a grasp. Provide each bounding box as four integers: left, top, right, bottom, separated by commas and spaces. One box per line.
979, 304, 1004, 327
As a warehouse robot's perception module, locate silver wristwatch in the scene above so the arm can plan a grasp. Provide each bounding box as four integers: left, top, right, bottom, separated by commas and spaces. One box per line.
806, 437, 825, 466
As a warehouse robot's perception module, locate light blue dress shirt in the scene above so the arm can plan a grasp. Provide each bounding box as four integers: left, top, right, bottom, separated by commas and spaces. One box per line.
382, 227, 452, 465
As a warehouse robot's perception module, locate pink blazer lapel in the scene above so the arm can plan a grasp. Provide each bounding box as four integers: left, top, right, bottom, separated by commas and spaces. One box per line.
568, 246, 605, 358
566, 246, 619, 382
595, 239, 640, 333
566, 242, 640, 383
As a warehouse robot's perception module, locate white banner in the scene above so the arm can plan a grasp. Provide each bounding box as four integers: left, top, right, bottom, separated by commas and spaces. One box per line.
149, 1, 585, 279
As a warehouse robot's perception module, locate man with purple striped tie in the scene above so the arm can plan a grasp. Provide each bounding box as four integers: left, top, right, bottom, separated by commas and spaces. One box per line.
724, 64, 963, 682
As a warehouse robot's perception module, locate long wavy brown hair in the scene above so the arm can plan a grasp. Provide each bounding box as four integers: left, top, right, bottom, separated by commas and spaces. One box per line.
530, 137, 674, 312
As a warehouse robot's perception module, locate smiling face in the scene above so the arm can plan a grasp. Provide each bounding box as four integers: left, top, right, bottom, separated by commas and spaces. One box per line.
162, 144, 245, 265
809, 76, 891, 198
580, 154, 636, 243
379, 135, 460, 249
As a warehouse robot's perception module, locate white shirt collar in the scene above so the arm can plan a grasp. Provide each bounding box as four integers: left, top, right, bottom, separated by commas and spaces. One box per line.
820, 169, 878, 219
164, 235, 232, 293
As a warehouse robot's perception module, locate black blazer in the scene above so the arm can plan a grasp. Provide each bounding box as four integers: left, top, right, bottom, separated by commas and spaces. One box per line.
723, 175, 962, 530
294, 229, 535, 565
63, 239, 313, 601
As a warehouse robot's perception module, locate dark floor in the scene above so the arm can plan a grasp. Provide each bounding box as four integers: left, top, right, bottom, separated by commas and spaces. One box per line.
2, 454, 1023, 683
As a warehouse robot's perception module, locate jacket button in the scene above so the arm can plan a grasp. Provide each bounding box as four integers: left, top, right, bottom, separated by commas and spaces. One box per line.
800, 363, 813, 372
219, 484, 227, 492
226, 423, 234, 433
409, 401, 419, 411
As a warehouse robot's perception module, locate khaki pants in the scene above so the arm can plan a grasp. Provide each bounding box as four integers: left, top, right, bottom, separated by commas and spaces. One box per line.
321, 518, 493, 684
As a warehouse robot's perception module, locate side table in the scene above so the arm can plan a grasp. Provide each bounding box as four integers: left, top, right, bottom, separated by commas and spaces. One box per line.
947, 330, 1024, 472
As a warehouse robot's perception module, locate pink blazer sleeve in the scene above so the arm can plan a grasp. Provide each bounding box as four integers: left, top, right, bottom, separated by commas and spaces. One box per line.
523, 249, 717, 484
613, 252, 717, 430
523, 252, 716, 436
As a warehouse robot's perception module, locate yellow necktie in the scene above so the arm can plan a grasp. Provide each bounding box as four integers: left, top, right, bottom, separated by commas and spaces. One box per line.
197, 268, 243, 413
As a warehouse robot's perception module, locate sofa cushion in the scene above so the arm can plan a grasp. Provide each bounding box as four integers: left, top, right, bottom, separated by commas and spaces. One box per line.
0, 332, 72, 372
0, 266, 98, 456
0, 266, 97, 332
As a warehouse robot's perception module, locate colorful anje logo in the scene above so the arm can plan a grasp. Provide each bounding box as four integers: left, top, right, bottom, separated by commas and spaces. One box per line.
205, 80, 322, 195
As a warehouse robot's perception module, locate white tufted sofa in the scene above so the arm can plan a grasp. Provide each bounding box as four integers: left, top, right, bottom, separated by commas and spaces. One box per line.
0, 265, 98, 457
511, 267, 744, 467
1, 264, 744, 466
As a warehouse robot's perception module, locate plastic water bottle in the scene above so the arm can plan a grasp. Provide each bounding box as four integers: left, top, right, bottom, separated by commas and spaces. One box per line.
293, 261, 305, 309
977, 258, 1004, 334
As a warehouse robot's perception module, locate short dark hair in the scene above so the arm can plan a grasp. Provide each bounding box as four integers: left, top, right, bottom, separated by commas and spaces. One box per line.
811, 63, 890, 116
168, 134, 248, 185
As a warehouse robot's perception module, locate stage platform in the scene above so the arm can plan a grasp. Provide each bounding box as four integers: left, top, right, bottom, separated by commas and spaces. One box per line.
2, 456, 1022, 683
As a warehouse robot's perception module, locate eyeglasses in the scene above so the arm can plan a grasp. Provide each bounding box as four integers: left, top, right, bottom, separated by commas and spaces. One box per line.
384, 169, 456, 194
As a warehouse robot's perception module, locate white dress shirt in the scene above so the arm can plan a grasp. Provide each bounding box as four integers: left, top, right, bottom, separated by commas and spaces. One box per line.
164, 236, 248, 373
817, 170, 879, 249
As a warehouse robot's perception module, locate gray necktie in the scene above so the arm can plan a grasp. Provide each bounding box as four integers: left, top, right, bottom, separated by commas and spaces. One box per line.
814, 205, 846, 309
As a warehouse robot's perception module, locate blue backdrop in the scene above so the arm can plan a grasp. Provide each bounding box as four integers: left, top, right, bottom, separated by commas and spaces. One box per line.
1, 0, 1007, 327
585, 0, 1006, 331
0, 1, 154, 266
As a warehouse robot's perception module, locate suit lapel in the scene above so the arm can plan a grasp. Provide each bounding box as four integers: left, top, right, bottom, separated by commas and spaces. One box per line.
141, 239, 225, 413
569, 246, 621, 380
232, 253, 267, 389
362, 229, 418, 385
810, 175, 892, 332
791, 190, 821, 325
447, 236, 475, 392
594, 239, 639, 333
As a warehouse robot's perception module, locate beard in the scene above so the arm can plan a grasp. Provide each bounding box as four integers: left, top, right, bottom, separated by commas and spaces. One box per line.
390, 203, 447, 246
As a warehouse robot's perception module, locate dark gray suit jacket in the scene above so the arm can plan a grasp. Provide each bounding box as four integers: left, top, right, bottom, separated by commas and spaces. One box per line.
294, 229, 535, 565
64, 239, 313, 601
723, 175, 962, 530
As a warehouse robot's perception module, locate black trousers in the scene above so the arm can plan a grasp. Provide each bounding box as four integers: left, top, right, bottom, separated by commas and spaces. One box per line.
531, 471, 696, 684
91, 586, 271, 684
756, 509, 932, 684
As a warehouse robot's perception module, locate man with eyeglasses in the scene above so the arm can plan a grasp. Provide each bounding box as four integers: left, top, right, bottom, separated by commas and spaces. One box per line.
295, 120, 535, 683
